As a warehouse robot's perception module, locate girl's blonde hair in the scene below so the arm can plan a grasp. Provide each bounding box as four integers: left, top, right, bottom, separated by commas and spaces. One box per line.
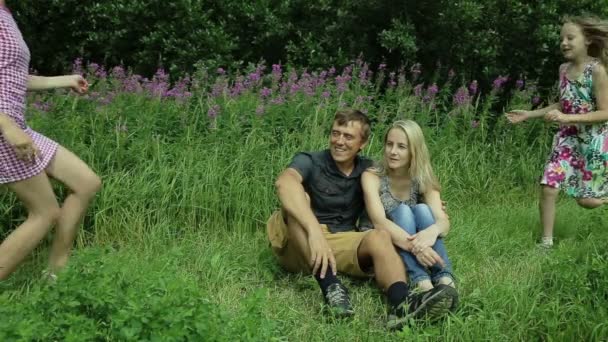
373, 120, 440, 192
564, 16, 608, 68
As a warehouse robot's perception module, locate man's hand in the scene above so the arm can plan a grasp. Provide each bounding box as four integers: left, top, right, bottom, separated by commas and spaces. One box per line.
308, 230, 336, 278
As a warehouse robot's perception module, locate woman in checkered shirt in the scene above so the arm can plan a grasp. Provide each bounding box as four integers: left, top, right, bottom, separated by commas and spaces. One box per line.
0, 1, 101, 281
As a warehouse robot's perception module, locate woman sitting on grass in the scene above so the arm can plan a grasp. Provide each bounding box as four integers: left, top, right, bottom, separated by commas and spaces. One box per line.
361, 120, 457, 306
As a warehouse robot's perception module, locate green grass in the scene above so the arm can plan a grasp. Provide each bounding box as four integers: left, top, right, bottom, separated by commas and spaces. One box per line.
2, 200, 607, 341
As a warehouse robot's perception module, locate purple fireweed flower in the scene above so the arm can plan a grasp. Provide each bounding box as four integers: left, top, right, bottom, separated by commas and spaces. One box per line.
516, 78, 524, 90
469, 80, 478, 96
290, 83, 300, 94
303, 86, 315, 97
492, 75, 509, 91
230, 82, 244, 97
166, 75, 192, 102
144, 68, 170, 97
217, 67, 225, 75
260, 87, 272, 98
207, 104, 220, 118
427, 83, 439, 99
272, 64, 282, 74
111, 66, 126, 80
95, 66, 107, 79
270, 96, 285, 105
87, 63, 100, 75
210, 78, 227, 98
471, 120, 480, 128
335, 75, 350, 93
123, 74, 143, 93
328, 67, 336, 77
413, 84, 424, 97
249, 72, 261, 83
359, 63, 370, 84
378, 63, 387, 70
322, 90, 331, 98
532, 96, 541, 105
343, 65, 353, 76
72, 58, 83, 75
279, 82, 289, 95
453, 86, 471, 106
288, 70, 298, 83
32, 100, 53, 113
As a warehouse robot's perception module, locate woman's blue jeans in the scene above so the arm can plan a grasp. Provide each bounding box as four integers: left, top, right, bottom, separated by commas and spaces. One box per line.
388, 203, 454, 285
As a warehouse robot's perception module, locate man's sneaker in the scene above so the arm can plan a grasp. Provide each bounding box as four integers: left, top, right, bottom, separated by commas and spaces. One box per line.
324, 283, 355, 318
387, 284, 457, 330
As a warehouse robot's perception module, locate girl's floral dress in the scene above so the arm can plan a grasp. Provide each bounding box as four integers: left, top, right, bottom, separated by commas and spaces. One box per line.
541, 59, 608, 198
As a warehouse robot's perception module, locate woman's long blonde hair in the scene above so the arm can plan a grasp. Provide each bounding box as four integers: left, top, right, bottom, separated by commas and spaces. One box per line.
564, 16, 608, 68
372, 120, 440, 192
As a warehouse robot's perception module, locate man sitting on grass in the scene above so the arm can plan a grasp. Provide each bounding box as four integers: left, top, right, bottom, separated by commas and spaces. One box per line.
267, 109, 457, 329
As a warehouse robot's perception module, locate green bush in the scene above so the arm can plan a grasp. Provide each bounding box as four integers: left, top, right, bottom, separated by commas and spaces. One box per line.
11, 0, 608, 90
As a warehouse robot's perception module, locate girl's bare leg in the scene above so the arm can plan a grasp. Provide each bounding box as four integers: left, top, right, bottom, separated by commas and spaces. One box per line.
45, 145, 101, 273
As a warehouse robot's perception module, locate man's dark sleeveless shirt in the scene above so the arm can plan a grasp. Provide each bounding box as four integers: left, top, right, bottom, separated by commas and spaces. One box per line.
289, 149, 372, 233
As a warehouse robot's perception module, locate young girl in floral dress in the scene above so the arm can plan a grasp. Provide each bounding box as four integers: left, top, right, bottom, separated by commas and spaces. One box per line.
507, 16, 608, 248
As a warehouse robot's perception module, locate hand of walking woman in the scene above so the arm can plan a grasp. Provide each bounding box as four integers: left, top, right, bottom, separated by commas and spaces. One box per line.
68, 75, 89, 94
3, 124, 39, 163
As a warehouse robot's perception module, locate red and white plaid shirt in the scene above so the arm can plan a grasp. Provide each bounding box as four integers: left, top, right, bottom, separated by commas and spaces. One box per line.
0, 6, 58, 183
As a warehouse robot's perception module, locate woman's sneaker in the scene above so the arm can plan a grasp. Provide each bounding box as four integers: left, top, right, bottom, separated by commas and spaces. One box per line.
387, 284, 457, 330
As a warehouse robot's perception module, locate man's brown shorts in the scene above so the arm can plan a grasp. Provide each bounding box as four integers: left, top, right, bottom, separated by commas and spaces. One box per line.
266, 210, 373, 278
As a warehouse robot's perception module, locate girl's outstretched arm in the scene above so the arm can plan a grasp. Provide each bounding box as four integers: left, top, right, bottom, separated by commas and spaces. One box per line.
506, 103, 561, 124
27, 75, 88, 93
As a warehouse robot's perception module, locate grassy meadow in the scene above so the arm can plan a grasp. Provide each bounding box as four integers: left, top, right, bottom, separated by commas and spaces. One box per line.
1, 62, 607, 341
